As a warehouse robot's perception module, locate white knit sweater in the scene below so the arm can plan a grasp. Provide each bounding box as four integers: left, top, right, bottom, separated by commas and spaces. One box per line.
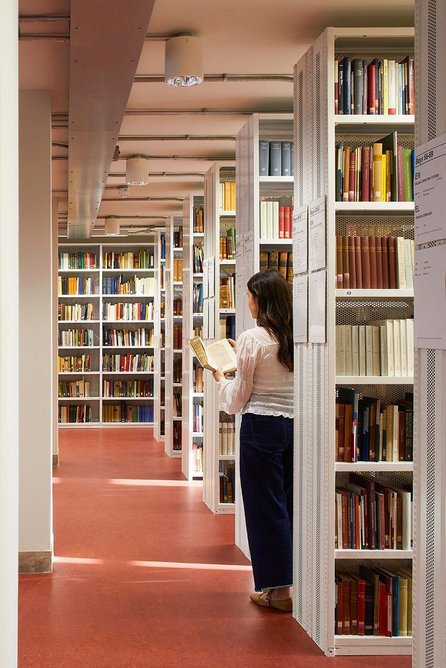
218, 326, 294, 418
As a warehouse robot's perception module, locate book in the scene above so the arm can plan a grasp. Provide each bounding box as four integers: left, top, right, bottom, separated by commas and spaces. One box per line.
188, 336, 237, 373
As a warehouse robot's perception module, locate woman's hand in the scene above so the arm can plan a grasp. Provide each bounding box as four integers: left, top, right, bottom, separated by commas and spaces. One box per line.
227, 338, 236, 351
212, 367, 225, 382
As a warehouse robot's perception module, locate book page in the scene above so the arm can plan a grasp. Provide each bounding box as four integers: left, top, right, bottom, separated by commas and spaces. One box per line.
207, 338, 237, 373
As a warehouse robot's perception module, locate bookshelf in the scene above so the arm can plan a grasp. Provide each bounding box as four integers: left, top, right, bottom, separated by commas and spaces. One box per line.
164, 218, 183, 457
202, 162, 237, 513
181, 193, 205, 480
154, 231, 166, 442
58, 241, 158, 426
235, 114, 295, 550
293, 28, 414, 656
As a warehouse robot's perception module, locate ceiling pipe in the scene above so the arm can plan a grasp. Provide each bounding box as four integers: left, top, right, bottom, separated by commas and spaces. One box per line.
118, 134, 235, 142
101, 196, 185, 202
135, 73, 293, 83
19, 14, 70, 22
124, 108, 292, 116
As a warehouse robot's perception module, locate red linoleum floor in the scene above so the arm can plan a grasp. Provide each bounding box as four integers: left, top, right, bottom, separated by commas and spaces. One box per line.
19, 428, 412, 667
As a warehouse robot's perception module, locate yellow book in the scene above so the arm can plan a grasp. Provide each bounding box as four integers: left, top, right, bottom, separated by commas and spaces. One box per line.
188, 336, 237, 373
381, 153, 387, 202
372, 143, 383, 202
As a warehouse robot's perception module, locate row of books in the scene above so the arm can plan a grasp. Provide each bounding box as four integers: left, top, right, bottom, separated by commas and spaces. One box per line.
335, 566, 412, 637
173, 388, 182, 417
219, 419, 236, 456
220, 274, 235, 309
173, 324, 182, 350
102, 327, 154, 348
102, 251, 154, 269
336, 389, 413, 463
336, 473, 412, 550
58, 380, 91, 398
259, 140, 295, 177
173, 422, 182, 450
173, 358, 182, 383
102, 380, 153, 398
59, 252, 97, 270
259, 201, 293, 239
336, 135, 414, 203
336, 235, 414, 290
193, 283, 204, 314
58, 328, 95, 347
219, 226, 236, 260
59, 404, 92, 423
193, 206, 204, 233
174, 227, 183, 248
259, 250, 293, 283
58, 354, 92, 373
103, 302, 154, 322
218, 315, 236, 342
173, 258, 183, 282
102, 353, 154, 373
102, 403, 154, 423
336, 319, 414, 378
102, 275, 156, 295
192, 443, 203, 474
220, 181, 236, 211
193, 403, 203, 433
58, 303, 95, 322
58, 276, 98, 295
173, 298, 182, 316
193, 242, 204, 273
219, 461, 235, 504
193, 365, 204, 393
334, 55, 414, 115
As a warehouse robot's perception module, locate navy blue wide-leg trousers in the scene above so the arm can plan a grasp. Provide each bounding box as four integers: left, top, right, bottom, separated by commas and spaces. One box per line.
239, 412, 293, 592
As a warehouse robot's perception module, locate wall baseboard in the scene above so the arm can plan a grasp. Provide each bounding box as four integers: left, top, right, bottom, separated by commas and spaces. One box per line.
19, 551, 52, 574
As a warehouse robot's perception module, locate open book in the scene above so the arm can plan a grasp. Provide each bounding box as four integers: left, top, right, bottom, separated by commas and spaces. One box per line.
188, 336, 237, 373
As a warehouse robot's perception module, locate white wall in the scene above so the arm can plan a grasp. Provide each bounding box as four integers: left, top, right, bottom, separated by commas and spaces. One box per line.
0, 0, 19, 664
19, 91, 53, 556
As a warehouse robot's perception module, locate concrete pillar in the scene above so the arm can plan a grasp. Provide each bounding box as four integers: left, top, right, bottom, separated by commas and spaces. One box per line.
0, 0, 19, 664
19, 91, 54, 573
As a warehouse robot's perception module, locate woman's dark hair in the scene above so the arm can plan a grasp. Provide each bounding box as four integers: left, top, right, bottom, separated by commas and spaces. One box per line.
247, 269, 293, 371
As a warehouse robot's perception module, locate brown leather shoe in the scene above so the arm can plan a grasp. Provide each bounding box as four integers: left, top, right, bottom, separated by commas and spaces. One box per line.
250, 591, 292, 612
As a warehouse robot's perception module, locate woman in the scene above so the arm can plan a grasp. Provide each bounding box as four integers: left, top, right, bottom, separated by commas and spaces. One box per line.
212, 269, 294, 612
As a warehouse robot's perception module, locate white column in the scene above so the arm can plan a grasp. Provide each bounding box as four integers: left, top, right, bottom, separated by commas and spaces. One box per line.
52, 197, 59, 463
19, 91, 53, 568
0, 0, 19, 665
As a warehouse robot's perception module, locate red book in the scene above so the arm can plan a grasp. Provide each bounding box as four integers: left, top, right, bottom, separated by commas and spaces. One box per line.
284, 206, 292, 239
336, 236, 344, 288
349, 150, 356, 201
387, 236, 397, 289
360, 236, 371, 289
342, 236, 350, 289
381, 237, 389, 288
350, 576, 358, 635
336, 577, 344, 634
361, 145, 371, 201
278, 206, 285, 238
354, 236, 363, 289
369, 236, 377, 289
352, 576, 366, 635
375, 236, 383, 289
347, 236, 356, 289
344, 403, 354, 463
368, 62, 376, 114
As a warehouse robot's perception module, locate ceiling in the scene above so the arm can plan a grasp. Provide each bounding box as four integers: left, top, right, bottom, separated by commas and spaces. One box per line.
18, 0, 414, 238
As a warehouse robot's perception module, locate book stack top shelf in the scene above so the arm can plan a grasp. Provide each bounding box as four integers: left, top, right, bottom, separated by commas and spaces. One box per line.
181, 193, 205, 481
202, 162, 237, 513
58, 240, 158, 426
293, 27, 414, 656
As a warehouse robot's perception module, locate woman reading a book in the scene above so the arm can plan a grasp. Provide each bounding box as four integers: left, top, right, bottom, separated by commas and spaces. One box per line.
212, 269, 294, 612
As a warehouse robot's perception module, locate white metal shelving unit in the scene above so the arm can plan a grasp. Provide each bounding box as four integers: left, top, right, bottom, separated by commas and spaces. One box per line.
202, 162, 237, 513
154, 231, 165, 442
293, 27, 414, 656
181, 193, 205, 480
164, 217, 183, 457
58, 241, 158, 427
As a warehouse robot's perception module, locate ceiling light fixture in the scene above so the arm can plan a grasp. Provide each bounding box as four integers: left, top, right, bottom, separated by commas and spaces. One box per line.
104, 217, 120, 236
165, 35, 203, 87
126, 156, 149, 185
